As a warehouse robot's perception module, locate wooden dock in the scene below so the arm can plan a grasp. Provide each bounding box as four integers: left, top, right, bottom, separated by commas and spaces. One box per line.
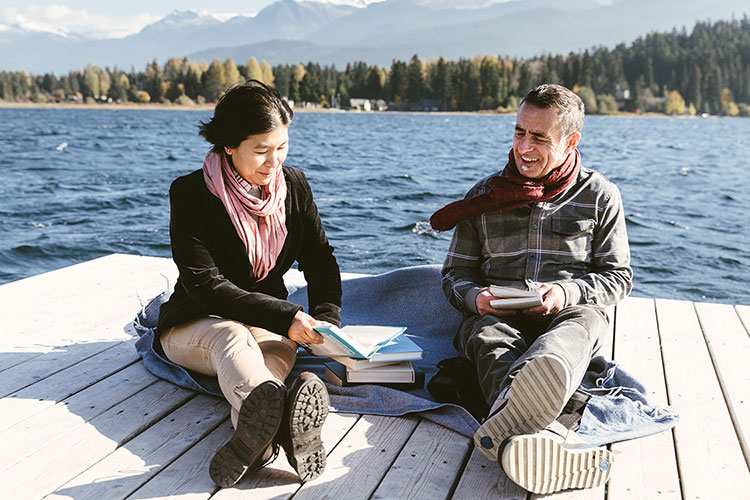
2, 253, 749, 500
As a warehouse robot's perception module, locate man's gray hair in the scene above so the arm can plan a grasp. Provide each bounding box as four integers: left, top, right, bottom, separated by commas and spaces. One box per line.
521, 84, 585, 138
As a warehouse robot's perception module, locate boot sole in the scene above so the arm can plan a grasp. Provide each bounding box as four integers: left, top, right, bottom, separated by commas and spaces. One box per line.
501, 434, 613, 494
209, 380, 285, 488
474, 355, 570, 461
285, 375, 329, 482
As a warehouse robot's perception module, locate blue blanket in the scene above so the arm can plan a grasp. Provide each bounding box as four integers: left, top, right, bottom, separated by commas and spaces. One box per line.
134, 265, 678, 445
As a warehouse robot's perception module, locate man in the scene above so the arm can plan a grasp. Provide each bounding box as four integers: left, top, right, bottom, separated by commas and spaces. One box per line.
430, 84, 632, 494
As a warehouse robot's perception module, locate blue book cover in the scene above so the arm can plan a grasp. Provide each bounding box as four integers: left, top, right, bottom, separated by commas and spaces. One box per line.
367, 335, 423, 363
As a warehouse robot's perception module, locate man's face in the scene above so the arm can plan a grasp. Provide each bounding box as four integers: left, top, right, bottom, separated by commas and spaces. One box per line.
512, 103, 580, 179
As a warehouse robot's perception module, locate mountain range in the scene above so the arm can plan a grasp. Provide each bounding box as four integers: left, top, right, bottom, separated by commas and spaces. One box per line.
1, 0, 748, 74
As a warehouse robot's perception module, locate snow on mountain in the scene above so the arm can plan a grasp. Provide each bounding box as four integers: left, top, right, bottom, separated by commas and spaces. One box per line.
137, 10, 223, 35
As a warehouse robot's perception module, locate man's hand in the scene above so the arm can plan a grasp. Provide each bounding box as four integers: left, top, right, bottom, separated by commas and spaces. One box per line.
476, 288, 517, 317
524, 283, 566, 317
287, 310, 326, 344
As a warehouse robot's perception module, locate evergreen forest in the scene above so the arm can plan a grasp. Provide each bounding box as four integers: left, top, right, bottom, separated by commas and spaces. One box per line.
1, 17, 749, 116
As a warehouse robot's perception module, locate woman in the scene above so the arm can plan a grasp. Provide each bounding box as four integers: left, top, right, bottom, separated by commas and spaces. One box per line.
156, 80, 342, 487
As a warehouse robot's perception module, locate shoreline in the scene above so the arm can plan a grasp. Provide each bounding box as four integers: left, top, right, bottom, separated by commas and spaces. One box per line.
0, 100, 718, 118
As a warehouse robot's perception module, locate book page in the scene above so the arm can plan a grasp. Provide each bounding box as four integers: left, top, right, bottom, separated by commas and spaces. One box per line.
340, 325, 406, 352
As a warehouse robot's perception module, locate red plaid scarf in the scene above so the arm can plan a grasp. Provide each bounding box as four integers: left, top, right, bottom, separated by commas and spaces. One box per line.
430, 149, 581, 231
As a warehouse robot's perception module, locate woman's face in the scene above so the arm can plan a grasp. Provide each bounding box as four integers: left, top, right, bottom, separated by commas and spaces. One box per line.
224, 125, 289, 186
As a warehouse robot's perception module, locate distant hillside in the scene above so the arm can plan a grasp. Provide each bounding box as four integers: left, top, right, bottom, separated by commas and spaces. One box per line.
0, 0, 748, 73
188, 0, 750, 67
0, 0, 355, 73
2, 17, 748, 118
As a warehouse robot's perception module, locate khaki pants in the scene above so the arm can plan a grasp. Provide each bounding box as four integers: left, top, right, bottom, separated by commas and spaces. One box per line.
160, 317, 298, 427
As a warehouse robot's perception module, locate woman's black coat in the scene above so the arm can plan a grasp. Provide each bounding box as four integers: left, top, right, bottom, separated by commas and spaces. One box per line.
157, 165, 342, 337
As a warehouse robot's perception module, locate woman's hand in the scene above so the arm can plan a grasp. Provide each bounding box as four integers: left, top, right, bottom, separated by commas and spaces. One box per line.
287, 310, 326, 344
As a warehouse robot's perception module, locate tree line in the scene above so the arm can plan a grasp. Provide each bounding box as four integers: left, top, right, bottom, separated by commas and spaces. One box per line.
1, 16, 749, 116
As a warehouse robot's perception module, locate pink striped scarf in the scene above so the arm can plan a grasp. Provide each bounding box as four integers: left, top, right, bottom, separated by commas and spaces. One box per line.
202, 151, 288, 281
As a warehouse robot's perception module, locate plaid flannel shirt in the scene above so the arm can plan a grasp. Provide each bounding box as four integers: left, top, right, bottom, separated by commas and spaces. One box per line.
442, 166, 633, 314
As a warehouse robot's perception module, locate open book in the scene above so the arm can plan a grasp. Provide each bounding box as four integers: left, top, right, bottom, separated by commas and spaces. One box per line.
307, 325, 407, 359
489, 285, 543, 309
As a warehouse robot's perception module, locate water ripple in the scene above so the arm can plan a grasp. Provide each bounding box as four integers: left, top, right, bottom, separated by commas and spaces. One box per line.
1, 109, 749, 305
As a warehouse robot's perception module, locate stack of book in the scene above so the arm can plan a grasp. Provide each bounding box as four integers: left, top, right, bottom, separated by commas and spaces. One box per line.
306, 324, 424, 389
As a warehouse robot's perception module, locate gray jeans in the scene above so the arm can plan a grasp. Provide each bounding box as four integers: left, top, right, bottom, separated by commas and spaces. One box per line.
457, 305, 609, 406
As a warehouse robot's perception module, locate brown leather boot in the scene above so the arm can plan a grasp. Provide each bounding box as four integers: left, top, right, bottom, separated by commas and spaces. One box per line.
209, 379, 285, 488
279, 372, 329, 482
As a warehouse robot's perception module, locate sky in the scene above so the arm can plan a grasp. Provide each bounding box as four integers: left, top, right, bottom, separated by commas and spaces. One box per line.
0, 0, 382, 39
0, 0, 629, 40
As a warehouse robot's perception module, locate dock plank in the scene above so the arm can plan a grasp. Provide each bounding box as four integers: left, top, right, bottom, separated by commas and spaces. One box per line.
451, 449, 528, 499
0, 254, 176, 373
2, 254, 749, 500
656, 298, 750, 499
1, 254, 175, 337
127, 420, 230, 500
607, 297, 681, 500
0, 339, 141, 429
290, 414, 419, 500
0, 329, 129, 373
0, 362, 157, 472
371, 419, 471, 500
47, 394, 228, 500
0, 337, 138, 399
736, 305, 750, 335
0, 381, 192, 499
694, 301, 750, 468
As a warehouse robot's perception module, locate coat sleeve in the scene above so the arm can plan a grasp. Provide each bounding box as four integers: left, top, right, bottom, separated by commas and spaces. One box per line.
168, 176, 302, 336
291, 170, 342, 326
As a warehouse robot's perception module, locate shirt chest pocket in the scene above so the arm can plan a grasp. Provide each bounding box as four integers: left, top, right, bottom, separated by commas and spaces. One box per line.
549, 218, 596, 258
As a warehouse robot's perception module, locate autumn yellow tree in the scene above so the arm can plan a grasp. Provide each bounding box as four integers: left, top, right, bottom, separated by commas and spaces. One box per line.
246, 58, 263, 82
224, 58, 242, 86
720, 88, 739, 116
574, 86, 598, 114
665, 90, 686, 115
82, 65, 101, 99
260, 60, 274, 86
202, 59, 226, 102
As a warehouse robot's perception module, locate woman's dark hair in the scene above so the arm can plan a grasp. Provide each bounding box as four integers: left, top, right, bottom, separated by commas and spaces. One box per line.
198, 80, 293, 153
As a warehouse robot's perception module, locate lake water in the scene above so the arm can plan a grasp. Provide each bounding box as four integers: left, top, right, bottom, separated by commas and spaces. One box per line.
1, 108, 749, 305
